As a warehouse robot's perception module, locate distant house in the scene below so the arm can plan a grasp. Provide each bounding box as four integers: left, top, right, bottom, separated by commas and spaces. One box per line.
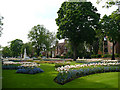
103, 36, 120, 55
51, 40, 68, 57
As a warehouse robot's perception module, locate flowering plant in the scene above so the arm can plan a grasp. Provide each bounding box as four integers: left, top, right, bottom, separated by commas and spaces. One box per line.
55, 63, 120, 72
16, 67, 44, 74
54, 66, 120, 85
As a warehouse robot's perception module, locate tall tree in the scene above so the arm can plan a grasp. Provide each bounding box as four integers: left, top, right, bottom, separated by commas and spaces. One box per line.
55, 2, 100, 60
10, 39, 23, 57
2, 46, 12, 58
28, 24, 56, 57
44, 32, 56, 58
0, 16, 4, 37
99, 14, 120, 60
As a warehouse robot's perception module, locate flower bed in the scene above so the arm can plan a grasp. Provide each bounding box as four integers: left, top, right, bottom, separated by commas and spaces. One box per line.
102, 60, 118, 63
16, 67, 44, 74
33, 60, 64, 64
2, 65, 23, 70
55, 63, 120, 72
54, 66, 120, 85
76, 59, 102, 64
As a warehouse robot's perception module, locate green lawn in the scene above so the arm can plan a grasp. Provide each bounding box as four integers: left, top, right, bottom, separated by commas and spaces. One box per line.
2, 63, 119, 88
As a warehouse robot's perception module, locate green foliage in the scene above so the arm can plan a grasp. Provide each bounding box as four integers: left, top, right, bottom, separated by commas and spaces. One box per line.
100, 14, 120, 43
91, 55, 96, 58
60, 56, 64, 59
99, 13, 120, 60
84, 52, 91, 59
102, 54, 112, 58
2, 46, 12, 58
96, 54, 102, 58
115, 53, 119, 57
97, 0, 118, 8
55, 2, 100, 60
38, 57, 43, 60
55, 62, 70, 68
10, 39, 23, 57
28, 24, 56, 57
55, 55, 60, 58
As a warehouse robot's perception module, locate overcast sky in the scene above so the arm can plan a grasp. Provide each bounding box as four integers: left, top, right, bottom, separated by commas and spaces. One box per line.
0, 0, 118, 47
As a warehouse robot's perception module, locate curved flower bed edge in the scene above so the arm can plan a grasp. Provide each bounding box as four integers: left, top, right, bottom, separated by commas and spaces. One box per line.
54, 66, 120, 85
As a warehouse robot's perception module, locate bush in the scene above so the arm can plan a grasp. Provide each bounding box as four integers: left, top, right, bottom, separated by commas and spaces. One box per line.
54, 66, 120, 85
55, 55, 60, 58
16, 67, 44, 74
55, 62, 70, 68
103, 54, 112, 58
91, 55, 96, 58
65, 59, 73, 62
115, 54, 119, 57
84, 52, 91, 59
96, 54, 102, 58
60, 56, 64, 59
38, 57, 43, 60
26, 60, 33, 62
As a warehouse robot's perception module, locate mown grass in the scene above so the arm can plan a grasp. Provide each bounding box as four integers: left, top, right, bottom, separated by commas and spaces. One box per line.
2, 63, 119, 88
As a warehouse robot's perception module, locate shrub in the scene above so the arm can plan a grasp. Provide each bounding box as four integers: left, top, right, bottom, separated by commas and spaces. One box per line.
55, 62, 70, 68
54, 66, 120, 85
91, 55, 96, 58
26, 60, 33, 62
115, 54, 119, 57
55, 55, 60, 58
84, 52, 91, 59
33, 60, 41, 64
96, 54, 102, 58
65, 59, 73, 62
103, 54, 112, 58
60, 56, 64, 59
38, 57, 43, 60
16, 67, 44, 74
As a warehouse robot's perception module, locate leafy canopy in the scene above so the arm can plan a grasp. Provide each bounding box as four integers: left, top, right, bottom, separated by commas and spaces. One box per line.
10, 39, 23, 57
99, 14, 120, 43
56, 2, 100, 44
28, 24, 56, 56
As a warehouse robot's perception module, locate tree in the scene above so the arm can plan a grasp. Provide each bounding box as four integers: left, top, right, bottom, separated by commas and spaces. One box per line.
55, 2, 100, 60
28, 24, 56, 57
21, 42, 33, 58
99, 14, 120, 60
0, 16, 4, 37
97, 0, 119, 8
2, 46, 12, 58
44, 32, 56, 58
10, 39, 23, 57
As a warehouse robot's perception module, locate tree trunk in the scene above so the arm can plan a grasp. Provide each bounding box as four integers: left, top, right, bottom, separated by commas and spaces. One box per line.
47, 51, 49, 58
73, 44, 77, 61
37, 48, 40, 57
111, 42, 116, 60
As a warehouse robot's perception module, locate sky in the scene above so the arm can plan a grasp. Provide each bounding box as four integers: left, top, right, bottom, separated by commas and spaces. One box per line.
0, 0, 118, 47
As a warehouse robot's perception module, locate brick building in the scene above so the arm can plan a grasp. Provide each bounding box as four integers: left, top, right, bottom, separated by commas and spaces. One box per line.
51, 40, 68, 57
103, 37, 120, 55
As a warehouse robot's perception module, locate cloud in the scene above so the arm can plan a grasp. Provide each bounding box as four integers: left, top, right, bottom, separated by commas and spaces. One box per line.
0, 0, 118, 46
